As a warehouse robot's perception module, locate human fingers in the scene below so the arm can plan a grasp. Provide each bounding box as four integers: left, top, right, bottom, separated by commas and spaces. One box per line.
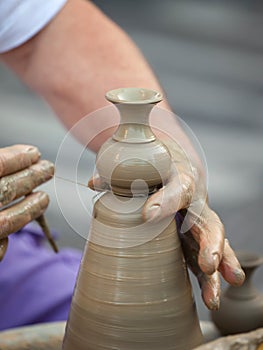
143, 166, 224, 275
0, 145, 40, 177
142, 171, 195, 222
199, 271, 221, 310
0, 191, 49, 239
178, 211, 243, 309
188, 205, 225, 275
177, 219, 221, 310
218, 239, 245, 286
200, 241, 244, 309
0, 160, 54, 208
142, 164, 195, 222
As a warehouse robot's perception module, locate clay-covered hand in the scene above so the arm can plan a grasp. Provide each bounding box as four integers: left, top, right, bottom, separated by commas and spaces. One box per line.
88, 137, 245, 309
0, 145, 55, 261
141, 138, 245, 310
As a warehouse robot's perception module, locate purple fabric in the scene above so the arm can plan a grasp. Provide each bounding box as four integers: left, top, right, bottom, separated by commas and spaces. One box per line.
0, 224, 82, 331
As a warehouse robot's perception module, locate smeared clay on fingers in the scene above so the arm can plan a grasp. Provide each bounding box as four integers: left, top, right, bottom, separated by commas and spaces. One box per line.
0, 191, 49, 239
187, 205, 225, 275
0, 145, 40, 177
142, 169, 195, 222
0, 160, 54, 207
219, 239, 245, 286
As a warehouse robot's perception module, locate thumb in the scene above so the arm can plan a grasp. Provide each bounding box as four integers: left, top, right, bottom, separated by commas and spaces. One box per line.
88, 174, 110, 192
142, 173, 194, 222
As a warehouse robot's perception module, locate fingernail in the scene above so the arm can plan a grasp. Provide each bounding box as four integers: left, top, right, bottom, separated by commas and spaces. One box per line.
38, 192, 50, 209
209, 296, 220, 310
145, 204, 161, 222
234, 269, 246, 285
40, 160, 55, 176
27, 146, 41, 157
213, 253, 220, 271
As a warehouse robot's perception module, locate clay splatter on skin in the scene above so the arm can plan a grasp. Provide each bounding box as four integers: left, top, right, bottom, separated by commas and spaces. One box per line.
0, 160, 54, 207
0, 145, 40, 177
0, 145, 57, 260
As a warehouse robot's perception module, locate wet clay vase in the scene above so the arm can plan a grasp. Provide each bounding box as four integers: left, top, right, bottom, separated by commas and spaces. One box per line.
211, 251, 263, 335
63, 88, 203, 349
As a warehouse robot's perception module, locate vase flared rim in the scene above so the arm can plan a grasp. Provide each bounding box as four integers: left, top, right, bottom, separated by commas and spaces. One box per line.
105, 87, 163, 105
236, 251, 263, 268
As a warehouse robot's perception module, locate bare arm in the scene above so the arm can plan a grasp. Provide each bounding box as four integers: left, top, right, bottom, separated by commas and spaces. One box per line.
0, 0, 201, 195
0, 0, 244, 308
0, 0, 200, 176
0, 0, 173, 150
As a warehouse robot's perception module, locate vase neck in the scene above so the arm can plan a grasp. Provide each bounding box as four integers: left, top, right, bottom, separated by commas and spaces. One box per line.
226, 266, 258, 300
113, 103, 156, 143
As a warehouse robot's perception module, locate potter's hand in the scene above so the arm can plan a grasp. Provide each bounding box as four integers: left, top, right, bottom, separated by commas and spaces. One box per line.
88, 137, 245, 309
142, 138, 245, 310
0, 145, 55, 261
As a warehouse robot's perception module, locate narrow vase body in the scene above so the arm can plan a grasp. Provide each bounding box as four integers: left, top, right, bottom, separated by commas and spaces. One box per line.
63, 88, 203, 349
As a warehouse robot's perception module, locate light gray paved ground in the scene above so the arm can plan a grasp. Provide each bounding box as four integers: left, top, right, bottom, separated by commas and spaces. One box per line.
0, 0, 262, 321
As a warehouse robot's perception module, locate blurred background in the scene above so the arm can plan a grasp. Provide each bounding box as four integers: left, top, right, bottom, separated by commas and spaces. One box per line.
0, 0, 262, 321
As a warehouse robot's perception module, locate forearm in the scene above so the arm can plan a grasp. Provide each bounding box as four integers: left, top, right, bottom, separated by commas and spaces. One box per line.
1, 0, 163, 145
1, 1, 238, 304
0, 0, 201, 171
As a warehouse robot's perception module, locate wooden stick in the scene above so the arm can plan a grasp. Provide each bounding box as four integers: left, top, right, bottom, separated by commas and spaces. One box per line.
36, 214, 59, 253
